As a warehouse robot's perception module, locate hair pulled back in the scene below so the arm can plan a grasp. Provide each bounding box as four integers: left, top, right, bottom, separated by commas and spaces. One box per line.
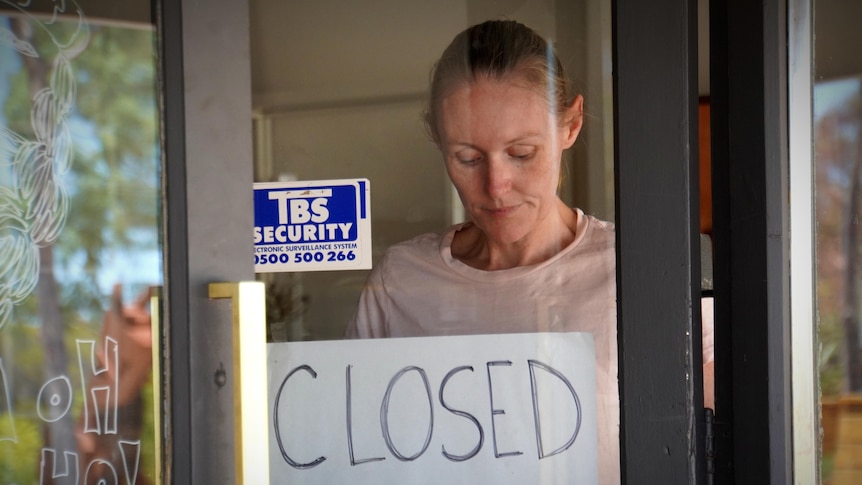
424, 20, 578, 144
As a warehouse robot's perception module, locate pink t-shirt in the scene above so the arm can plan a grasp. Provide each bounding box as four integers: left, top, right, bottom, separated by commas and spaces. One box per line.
346, 208, 620, 484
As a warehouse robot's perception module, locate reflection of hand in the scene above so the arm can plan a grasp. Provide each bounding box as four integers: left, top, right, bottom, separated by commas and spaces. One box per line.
98, 283, 153, 406
78, 284, 153, 480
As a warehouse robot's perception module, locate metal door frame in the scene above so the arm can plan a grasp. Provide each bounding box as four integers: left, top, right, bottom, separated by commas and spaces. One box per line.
156, 0, 801, 482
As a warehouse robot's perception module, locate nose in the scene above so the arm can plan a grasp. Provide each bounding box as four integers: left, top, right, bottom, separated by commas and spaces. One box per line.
485, 156, 512, 199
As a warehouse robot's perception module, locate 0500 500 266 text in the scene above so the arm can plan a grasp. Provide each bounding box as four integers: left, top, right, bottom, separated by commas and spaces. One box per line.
255, 250, 357, 266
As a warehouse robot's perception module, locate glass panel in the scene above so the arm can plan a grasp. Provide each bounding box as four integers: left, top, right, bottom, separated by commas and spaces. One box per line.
252, 1, 618, 483
0, 2, 161, 483
816, 76, 862, 484
815, 1, 862, 482
251, 0, 615, 342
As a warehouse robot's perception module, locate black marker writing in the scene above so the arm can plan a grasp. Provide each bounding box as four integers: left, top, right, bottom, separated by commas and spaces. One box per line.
271, 354, 588, 473
273, 365, 326, 469
346, 365, 385, 465
380, 366, 434, 461
439, 365, 484, 462
486, 361, 522, 459
528, 359, 582, 459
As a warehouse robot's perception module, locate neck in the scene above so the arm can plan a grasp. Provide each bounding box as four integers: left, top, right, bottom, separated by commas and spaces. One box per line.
452, 199, 578, 271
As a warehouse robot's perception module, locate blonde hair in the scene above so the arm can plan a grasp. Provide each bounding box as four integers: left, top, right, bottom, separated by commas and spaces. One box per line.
423, 20, 579, 144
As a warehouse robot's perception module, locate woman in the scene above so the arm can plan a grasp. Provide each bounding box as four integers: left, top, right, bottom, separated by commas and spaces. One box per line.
346, 20, 618, 484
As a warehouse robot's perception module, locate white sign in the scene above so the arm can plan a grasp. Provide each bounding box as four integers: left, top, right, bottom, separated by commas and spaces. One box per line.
267, 333, 598, 484
253, 179, 371, 273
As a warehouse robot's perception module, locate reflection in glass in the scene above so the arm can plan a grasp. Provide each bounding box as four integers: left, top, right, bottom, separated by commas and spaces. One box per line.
0, 4, 160, 483
814, 2, 862, 481
256, 3, 618, 482
816, 76, 862, 483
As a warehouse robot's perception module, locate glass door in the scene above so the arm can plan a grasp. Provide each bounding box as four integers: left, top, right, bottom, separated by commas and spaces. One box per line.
0, 0, 709, 482
0, 1, 163, 483
249, 0, 616, 343
812, 0, 862, 482
244, 0, 708, 482
249, 1, 625, 483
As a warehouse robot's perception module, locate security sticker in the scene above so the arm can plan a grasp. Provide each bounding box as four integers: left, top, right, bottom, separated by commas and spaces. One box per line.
253, 178, 371, 272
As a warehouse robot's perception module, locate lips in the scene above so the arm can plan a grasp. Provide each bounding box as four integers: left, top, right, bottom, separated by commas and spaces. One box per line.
485, 205, 519, 217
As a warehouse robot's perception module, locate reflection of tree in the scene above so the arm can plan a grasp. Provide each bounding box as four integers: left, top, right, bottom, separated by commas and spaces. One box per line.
4, 17, 159, 315
816, 82, 862, 393
8, 14, 85, 461
845, 99, 862, 390
2, 13, 159, 483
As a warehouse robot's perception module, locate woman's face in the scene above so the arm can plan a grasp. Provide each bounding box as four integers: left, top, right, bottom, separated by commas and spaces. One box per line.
438, 78, 583, 246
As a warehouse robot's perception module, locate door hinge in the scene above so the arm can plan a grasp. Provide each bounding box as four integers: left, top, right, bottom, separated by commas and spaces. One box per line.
705, 407, 715, 484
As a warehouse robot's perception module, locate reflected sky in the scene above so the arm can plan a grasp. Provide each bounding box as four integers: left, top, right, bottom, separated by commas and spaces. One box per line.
815, 77, 861, 121
0, 13, 161, 314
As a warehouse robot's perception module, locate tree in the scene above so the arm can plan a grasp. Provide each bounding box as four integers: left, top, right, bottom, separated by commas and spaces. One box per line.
815, 83, 862, 392
1, 8, 160, 482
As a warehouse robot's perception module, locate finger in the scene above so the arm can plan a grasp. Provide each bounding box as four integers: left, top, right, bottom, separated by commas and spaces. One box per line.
111, 283, 123, 316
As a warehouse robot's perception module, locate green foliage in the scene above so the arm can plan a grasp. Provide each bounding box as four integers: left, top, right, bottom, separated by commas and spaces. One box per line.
1, 70, 32, 136
1, 318, 45, 403
2, 18, 160, 316
819, 313, 845, 397
1, 14, 161, 483
0, 310, 158, 481
141, 379, 157, 482
0, 414, 41, 484
59, 25, 161, 313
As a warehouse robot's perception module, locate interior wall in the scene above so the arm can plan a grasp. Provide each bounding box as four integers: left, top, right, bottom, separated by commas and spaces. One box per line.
249, 0, 615, 340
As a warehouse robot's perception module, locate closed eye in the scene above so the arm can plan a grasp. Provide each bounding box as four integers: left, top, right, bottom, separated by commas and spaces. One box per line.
457, 156, 482, 165
507, 144, 537, 161
509, 150, 535, 161
453, 149, 483, 165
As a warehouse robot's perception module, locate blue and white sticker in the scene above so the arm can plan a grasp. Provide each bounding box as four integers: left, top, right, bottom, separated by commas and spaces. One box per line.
253, 178, 371, 273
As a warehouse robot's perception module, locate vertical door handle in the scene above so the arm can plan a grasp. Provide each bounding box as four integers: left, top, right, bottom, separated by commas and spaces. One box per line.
149, 286, 164, 485
208, 282, 269, 484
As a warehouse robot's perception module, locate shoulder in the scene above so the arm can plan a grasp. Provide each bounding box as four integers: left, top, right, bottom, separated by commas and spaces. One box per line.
561, 210, 616, 276
374, 230, 448, 282
586, 214, 615, 234
579, 212, 615, 249
381, 232, 444, 263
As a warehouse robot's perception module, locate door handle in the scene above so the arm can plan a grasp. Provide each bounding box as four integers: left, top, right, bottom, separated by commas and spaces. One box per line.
149, 286, 164, 485
209, 281, 269, 484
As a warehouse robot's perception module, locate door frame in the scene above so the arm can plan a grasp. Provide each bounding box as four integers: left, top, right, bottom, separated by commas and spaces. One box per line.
157, 0, 801, 482
158, 0, 256, 483
613, 0, 705, 482
710, 0, 795, 482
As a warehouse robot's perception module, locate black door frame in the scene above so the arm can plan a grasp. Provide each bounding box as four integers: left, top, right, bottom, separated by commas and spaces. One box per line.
613, 0, 705, 482
158, 0, 797, 483
710, 0, 793, 482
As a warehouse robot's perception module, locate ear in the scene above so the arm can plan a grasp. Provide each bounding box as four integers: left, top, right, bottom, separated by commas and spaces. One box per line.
560, 95, 584, 149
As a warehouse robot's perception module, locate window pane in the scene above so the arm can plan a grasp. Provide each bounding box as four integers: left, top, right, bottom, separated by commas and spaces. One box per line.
250, 1, 615, 342
815, 1, 862, 482
0, 3, 161, 483
251, 1, 618, 483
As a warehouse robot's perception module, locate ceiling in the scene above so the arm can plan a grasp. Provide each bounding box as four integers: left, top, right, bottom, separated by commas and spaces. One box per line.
247, 0, 862, 110
3, 0, 857, 98
247, 0, 569, 111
